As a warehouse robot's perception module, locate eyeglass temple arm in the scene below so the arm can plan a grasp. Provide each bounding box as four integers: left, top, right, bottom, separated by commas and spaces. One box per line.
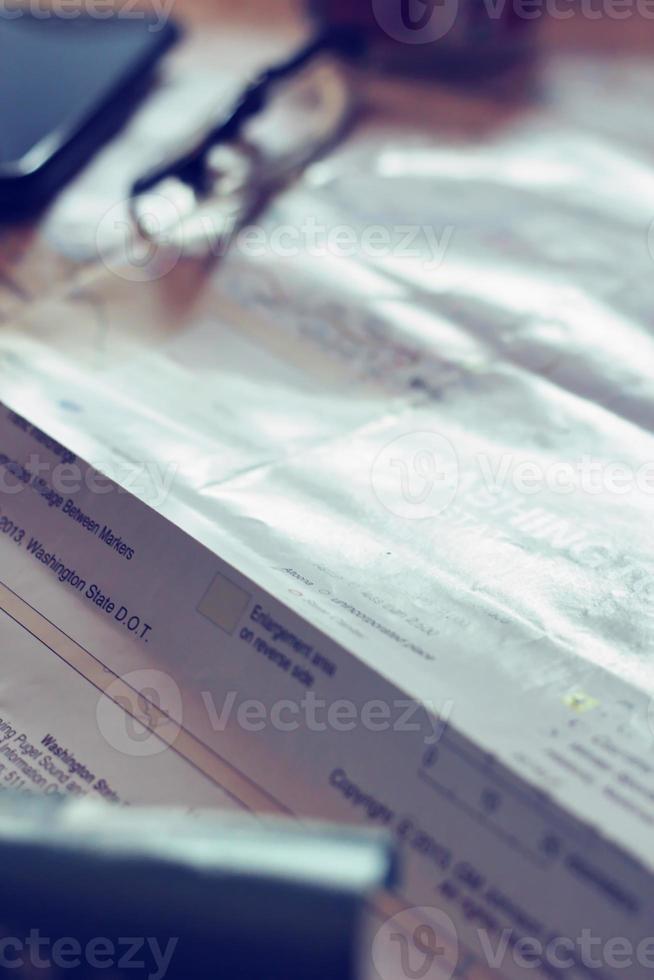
130, 24, 366, 200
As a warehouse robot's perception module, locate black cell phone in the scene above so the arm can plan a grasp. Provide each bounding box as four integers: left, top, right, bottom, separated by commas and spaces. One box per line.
0, 13, 181, 217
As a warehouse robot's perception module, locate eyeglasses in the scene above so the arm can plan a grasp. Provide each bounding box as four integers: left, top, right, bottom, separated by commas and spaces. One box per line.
128, 26, 365, 257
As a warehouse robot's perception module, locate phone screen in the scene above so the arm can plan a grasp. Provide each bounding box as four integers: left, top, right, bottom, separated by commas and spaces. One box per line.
0, 14, 178, 173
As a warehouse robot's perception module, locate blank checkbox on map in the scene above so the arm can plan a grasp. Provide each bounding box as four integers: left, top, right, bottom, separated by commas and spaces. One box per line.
197, 573, 252, 635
